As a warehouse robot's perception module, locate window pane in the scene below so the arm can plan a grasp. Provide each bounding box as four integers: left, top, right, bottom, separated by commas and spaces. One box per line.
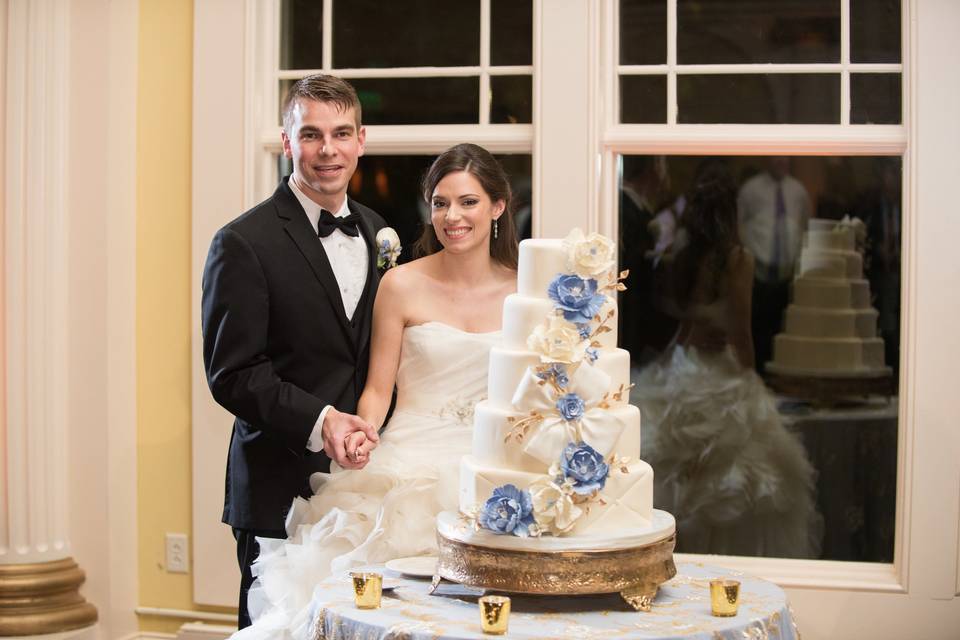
677, 0, 840, 64
491, 0, 533, 66
620, 0, 667, 65
678, 74, 839, 124
333, 0, 479, 68
620, 75, 667, 123
490, 75, 532, 124
280, 0, 324, 70
619, 154, 901, 562
851, 0, 901, 63
851, 73, 902, 125
354, 78, 480, 125
280, 77, 481, 126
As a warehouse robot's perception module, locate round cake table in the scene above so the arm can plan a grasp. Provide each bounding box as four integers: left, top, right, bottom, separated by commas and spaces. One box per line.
307, 562, 800, 639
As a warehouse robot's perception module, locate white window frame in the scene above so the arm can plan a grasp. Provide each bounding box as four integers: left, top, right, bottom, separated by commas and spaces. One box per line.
246, 0, 535, 209
597, 0, 912, 592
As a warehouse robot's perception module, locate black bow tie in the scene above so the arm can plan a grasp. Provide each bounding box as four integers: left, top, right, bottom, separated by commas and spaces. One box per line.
317, 209, 362, 238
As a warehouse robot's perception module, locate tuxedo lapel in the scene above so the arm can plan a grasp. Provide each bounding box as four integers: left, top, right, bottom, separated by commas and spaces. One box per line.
274, 182, 354, 347
352, 199, 380, 353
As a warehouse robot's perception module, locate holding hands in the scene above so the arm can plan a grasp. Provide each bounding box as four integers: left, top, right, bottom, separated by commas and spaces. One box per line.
321, 407, 380, 469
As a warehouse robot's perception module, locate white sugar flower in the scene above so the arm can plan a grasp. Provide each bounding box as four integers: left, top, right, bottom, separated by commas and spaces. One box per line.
527, 312, 589, 364
529, 476, 582, 535
563, 228, 617, 280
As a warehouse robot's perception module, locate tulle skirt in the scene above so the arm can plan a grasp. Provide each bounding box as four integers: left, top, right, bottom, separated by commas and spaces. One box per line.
634, 345, 823, 558
233, 409, 468, 640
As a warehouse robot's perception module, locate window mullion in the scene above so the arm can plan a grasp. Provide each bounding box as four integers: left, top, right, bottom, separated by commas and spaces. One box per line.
841, 0, 851, 125
480, 0, 491, 125
667, 0, 677, 124
323, 0, 333, 70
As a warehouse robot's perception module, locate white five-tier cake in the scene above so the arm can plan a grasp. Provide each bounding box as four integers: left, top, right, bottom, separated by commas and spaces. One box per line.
766, 218, 891, 378
436, 231, 675, 607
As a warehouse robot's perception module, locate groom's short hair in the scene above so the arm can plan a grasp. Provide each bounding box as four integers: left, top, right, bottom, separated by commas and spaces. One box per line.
282, 74, 363, 132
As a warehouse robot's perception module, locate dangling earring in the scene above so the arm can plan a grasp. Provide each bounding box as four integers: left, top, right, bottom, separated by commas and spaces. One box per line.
493, 219, 499, 240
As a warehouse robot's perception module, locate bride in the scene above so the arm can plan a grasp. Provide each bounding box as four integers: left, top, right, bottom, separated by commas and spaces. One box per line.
634, 162, 823, 559
234, 143, 518, 639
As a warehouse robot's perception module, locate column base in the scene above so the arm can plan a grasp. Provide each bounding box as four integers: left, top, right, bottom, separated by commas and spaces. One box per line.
0, 559, 98, 637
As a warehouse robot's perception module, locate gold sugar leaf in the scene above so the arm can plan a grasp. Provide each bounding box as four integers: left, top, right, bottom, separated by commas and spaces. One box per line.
619, 269, 630, 279
615, 283, 627, 291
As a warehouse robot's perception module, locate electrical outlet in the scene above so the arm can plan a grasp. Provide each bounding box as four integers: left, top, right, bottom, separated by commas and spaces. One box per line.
165, 533, 189, 573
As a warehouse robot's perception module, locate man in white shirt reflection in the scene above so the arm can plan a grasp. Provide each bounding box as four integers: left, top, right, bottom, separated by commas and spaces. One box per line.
737, 157, 812, 373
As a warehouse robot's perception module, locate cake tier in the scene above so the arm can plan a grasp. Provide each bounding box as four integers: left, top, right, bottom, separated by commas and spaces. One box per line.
472, 400, 641, 473
793, 277, 870, 309
771, 334, 885, 372
487, 346, 631, 409
798, 249, 863, 279
804, 227, 855, 252
438, 509, 676, 552
459, 456, 656, 538
807, 219, 838, 232
516, 238, 568, 298
783, 305, 878, 338
502, 293, 618, 351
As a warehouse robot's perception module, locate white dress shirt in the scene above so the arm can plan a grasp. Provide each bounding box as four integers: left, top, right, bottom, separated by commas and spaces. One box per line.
287, 178, 370, 453
737, 172, 812, 282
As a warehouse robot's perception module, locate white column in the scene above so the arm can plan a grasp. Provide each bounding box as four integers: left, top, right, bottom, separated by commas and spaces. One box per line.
1, 0, 97, 634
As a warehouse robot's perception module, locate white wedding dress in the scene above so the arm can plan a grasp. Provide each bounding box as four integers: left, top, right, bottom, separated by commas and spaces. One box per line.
633, 343, 823, 559
235, 322, 499, 640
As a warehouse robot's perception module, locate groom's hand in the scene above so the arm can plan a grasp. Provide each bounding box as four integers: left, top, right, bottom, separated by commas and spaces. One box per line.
321, 408, 379, 469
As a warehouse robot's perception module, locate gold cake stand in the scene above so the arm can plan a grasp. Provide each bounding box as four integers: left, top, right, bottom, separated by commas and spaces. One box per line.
434, 528, 677, 612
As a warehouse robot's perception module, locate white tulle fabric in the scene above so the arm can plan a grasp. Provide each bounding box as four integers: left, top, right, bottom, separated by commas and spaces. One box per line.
235, 322, 499, 640
634, 344, 823, 559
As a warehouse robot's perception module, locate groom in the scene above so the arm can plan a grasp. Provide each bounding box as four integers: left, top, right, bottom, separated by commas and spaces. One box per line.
201, 74, 385, 629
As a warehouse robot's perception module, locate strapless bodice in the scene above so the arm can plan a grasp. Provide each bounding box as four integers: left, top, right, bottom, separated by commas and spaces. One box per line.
394, 322, 500, 418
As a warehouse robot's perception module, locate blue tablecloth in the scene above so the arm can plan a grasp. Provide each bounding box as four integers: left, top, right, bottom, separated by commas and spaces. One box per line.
308, 562, 800, 639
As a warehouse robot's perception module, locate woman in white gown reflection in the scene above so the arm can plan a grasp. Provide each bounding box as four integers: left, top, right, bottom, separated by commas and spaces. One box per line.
635, 162, 823, 559
235, 144, 518, 639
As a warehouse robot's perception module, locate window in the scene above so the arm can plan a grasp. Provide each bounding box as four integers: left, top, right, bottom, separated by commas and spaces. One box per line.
617, 0, 902, 125
610, 1, 905, 562
255, 0, 535, 250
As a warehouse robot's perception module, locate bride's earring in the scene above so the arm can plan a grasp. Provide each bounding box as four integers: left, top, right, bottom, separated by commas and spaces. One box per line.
493, 219, 499, 240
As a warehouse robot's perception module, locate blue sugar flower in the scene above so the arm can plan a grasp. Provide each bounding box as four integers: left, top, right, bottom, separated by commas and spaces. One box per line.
536, 363, 569, 389
585, 347, 599, 364
479, 484, 537, 537
556, 393, 586, 422
547, 275, 606, 324
560, 442, 609, 496
577, 323, 592, 340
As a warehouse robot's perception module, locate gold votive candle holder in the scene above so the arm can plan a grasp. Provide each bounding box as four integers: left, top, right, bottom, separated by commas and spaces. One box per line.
350, 572, 382, 609
479, 595, 511, 635
709, 579, 741, 617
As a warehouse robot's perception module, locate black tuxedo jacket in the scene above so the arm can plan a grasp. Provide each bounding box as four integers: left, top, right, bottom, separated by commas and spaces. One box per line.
201, 177, 387, 531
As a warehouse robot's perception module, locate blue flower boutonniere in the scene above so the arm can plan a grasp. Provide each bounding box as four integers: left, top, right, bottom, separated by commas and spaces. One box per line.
376, 227, 401, 270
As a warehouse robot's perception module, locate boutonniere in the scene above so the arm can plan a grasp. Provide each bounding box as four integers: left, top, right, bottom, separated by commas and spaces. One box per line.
375, 227, 401, 270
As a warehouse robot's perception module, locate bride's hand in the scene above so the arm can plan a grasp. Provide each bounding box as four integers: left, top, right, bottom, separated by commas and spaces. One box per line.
343, 431, 374, 467
322, 408, 380, 469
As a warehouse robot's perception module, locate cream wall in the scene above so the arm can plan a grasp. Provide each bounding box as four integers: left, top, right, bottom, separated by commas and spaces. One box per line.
135, 0, 216, 633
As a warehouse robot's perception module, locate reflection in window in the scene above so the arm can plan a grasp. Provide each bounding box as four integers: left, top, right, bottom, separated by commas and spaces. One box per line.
332, 0, 479, 68
620, 155, 900, 561
676, 0, 840, 64
677, 74, 840, 124
279, 153, 532, 265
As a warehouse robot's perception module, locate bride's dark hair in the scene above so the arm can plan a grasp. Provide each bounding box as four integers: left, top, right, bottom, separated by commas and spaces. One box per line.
414, 143, 519, 270
669, 159, 741, 310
